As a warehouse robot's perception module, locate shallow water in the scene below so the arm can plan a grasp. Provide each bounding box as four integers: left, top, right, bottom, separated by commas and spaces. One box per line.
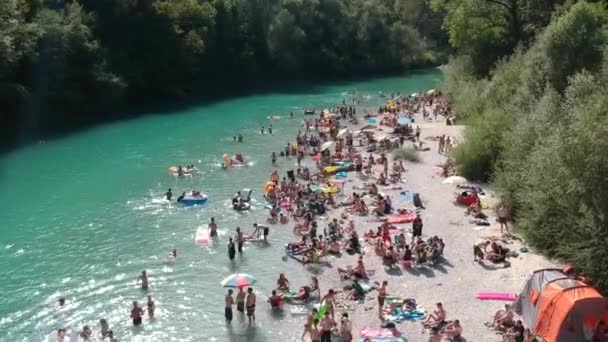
0, 71, 440, 341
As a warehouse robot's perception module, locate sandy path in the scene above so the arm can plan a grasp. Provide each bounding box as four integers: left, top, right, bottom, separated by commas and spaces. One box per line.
309, 109, 556, 342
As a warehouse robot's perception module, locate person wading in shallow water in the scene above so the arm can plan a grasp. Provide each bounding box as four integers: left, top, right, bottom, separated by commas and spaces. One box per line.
225, 289, 234, 324
236, 287, 246, 315
130, 301, 144, 326
209, 217, 218, 238
137, 270, 149, 290
227, 238, 236, 261
235, 227, 244, 253
246, 287, 256, 325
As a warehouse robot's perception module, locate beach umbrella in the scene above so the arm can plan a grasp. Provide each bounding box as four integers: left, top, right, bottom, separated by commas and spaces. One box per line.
397, 117, 411, 125
321, 141, 335, 151
221, 273, 256, 288
337, 128, 349, 138
426, 89, 436, 95
443, 176, 467, 184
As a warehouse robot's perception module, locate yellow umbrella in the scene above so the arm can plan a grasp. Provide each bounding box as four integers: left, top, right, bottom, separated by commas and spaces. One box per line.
426, 89, 436, 95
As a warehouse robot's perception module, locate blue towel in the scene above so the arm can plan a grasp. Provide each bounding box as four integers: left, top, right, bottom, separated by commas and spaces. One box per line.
400, 191, 413, 202
397, 117, 411, 125
336, 171, 347, 179
367, 118, 377, 124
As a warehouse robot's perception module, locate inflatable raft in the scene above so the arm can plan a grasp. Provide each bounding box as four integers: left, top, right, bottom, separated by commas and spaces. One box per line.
233, 189, 252, 211
195, 227, 211, 246
178, 194, 208, 206
168, 166, 199, 177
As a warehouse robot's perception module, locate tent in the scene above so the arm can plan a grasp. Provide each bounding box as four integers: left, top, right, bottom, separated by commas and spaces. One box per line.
513, 268, 608, 342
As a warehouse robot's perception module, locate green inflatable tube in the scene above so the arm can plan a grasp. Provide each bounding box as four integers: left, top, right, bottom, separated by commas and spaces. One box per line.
315, 301, 327, 320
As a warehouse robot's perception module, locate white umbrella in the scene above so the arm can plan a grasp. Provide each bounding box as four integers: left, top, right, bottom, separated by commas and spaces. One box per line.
337, 128, 348, 138
443, 176, 467, 184
321, 141, 335, 151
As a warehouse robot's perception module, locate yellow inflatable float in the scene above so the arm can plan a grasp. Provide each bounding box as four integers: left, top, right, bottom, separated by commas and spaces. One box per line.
323, 166, 340, 174
263, 181, 276, 194
320, 186, 340, 194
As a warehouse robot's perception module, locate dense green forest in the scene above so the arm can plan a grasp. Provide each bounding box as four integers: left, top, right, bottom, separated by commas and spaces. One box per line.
439, 0, 608, 290
0, 0, 446, 149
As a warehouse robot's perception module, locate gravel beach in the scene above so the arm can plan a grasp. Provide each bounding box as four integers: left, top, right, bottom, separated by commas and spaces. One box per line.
305, 108, 557, 342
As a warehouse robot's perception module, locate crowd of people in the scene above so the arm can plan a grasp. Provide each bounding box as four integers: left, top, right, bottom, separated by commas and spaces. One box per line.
214, 91, 482, 342
46, 89, 552, 342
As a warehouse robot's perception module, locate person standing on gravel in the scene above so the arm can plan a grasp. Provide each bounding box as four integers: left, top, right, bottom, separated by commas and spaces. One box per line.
412, 215, 423, 243
497, 205, 511, 235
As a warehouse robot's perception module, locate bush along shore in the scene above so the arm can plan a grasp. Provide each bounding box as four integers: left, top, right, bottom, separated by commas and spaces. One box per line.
441, 1, 608, 292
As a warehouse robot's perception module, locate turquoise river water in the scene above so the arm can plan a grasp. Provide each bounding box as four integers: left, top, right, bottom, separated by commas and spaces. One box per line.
0, 71, 440, 341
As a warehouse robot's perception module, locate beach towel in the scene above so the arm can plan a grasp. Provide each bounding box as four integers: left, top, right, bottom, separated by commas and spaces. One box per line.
387, 213, 416, 224
399, 191, 413, 202
367, 118, 377, 124
358, 327, 405, 342
392, 309, 426, 322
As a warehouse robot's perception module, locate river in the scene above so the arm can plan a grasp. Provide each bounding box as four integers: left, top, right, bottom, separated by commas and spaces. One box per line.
0, 71, 440, 341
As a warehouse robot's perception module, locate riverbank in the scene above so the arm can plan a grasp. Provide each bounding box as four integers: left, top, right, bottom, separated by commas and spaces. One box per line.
291, 103, 558, 341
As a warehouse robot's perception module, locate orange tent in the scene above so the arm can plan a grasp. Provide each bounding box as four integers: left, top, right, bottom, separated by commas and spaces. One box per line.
513, 269, 608, 342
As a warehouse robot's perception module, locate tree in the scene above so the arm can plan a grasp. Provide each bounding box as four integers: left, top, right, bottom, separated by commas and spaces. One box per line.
432, 0, 569, 75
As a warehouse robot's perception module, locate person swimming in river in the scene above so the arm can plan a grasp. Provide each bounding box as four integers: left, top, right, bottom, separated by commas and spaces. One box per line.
261, 126, 265, 134
168, 246, 177, 261
165, 188, 172, 201
237, 134, 243, 142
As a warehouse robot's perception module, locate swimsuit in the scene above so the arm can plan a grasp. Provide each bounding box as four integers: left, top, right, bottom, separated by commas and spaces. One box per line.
225, 307, 233, 321
246, 304, 255, 316
236, 301, 244, 312
132, 316, 142, 326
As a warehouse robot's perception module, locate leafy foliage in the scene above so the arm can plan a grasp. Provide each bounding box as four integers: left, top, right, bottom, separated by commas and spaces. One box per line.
442, 1, 608, 290
1, 0, 447, 149
392, 147, 420, 163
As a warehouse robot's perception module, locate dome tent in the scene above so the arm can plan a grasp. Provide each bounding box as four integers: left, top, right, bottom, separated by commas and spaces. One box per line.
513, 268, 608, 342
